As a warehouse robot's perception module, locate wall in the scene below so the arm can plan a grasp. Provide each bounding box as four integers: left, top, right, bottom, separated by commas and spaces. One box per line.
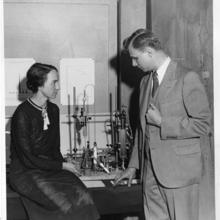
151, 0, 213, 108
119, 0, 146, 134
4, 0, 118, 162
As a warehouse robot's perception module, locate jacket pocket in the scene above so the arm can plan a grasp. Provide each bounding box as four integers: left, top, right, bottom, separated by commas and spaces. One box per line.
173, 142, 201, 155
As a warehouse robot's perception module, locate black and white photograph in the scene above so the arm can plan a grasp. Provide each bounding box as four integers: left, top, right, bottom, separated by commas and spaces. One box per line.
0, 0, 219, 219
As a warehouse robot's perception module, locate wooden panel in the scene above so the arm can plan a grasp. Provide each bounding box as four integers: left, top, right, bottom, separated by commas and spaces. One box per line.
151, 0, 213, 105
151, 1, 214, 220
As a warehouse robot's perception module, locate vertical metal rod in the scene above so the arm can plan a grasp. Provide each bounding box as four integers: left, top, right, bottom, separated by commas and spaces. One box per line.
87, 95, 90, 142
68, 94, 72, 155
73, 87, 77, 156
83, 90, 87, 147
146, 0, 152, 30
109, 93, 114, 146
117, 0, 121, 112
93, 94, 96, 143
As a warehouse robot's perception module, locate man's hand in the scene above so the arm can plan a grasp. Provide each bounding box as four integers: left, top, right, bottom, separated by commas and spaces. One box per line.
62, 162, 81, 177
114, 167, 136, 187
146, 103, 162, 126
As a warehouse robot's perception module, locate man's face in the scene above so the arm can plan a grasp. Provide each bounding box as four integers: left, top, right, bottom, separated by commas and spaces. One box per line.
39, 70, 60, 99
128, 44, 155, 72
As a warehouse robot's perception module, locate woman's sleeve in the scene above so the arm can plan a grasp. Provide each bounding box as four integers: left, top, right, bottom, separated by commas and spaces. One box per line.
11, 109, 63, 170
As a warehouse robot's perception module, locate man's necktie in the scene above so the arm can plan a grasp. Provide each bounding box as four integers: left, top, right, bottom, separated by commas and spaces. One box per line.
152, 71, 159, 97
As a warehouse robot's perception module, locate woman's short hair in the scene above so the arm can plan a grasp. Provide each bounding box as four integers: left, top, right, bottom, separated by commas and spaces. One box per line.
26, 63, 58, 93
123, 28, 162, 52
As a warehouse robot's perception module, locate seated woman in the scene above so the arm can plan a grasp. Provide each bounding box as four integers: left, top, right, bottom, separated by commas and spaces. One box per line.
9, 63, 100, 220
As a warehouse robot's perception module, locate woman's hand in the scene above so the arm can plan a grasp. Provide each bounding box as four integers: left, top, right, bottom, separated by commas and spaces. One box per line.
62, 162, 81, 177
113, 167, 136, 187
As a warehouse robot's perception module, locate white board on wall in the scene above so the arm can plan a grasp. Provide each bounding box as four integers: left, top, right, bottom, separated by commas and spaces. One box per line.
60, 58, 95, 106
5, 58, 35, 106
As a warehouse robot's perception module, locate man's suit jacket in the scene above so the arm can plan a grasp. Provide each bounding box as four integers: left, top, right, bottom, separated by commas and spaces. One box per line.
128, 60, 211, 188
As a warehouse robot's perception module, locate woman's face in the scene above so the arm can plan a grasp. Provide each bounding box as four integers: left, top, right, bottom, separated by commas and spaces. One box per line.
38, 70, 60, 99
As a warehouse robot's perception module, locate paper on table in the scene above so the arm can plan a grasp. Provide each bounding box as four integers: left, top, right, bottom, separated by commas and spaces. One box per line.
83, 180, 105, 188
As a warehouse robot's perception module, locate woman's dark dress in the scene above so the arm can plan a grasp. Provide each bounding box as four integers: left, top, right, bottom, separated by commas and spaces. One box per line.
9, 100, 99, 220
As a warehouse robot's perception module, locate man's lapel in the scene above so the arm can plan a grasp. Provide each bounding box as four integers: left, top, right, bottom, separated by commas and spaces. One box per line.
139, 72, 153, 129
156, 61, 177, 103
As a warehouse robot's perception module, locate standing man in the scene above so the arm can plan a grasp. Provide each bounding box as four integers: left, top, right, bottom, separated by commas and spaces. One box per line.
114, 29, 211, 220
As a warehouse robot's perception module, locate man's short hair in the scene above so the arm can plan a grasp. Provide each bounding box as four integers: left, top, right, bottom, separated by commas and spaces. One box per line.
123, 28, 162, 52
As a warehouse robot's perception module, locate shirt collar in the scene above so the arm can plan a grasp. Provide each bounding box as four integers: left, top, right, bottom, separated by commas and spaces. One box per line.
156, 56, 171, 84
